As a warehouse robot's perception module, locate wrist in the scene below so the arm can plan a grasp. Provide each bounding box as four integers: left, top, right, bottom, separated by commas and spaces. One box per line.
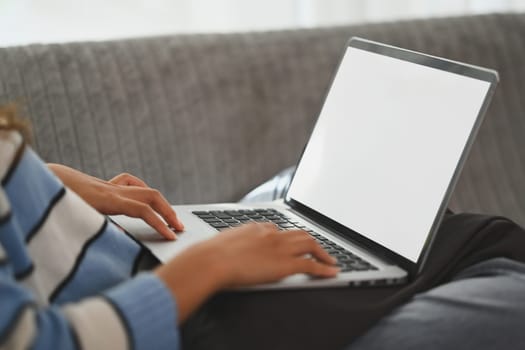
154, 243, 231, 324
47, 163, 78, 188
203, 248, 234, 291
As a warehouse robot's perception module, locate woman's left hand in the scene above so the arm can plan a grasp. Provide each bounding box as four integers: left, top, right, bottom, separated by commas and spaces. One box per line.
48, 164, 183, 240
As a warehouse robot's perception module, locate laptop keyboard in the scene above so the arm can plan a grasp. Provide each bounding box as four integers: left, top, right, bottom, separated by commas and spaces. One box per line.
192, 209, 377, 272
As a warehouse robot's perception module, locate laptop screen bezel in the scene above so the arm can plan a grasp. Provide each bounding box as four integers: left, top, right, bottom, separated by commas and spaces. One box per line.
284, 37, 499, 277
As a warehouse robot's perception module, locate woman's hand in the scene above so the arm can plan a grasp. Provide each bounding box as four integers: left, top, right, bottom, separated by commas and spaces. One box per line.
203, 223, 339, 288
155, 223, 339, 323
48, 164, 183, 240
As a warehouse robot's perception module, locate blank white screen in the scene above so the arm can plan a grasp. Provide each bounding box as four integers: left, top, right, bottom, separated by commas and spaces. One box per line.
287, 46, 490, 262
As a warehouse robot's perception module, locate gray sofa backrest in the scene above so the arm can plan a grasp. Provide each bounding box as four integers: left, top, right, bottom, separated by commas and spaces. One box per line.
1, 13, 524, 226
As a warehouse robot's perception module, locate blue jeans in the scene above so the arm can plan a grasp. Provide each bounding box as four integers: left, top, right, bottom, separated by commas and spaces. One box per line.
348, 257, 525, 349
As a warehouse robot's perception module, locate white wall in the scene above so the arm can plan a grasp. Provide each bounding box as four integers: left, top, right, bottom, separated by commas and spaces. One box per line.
1, 0, 524, 47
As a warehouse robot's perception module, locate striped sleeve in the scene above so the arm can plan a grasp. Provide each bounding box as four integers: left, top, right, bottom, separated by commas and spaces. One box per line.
0, 132, 180, 349
0, 261, 180, 350
64, 274, 180, 350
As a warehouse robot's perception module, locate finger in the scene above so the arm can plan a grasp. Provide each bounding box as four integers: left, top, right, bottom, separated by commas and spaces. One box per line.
238, 222, 278, 234
283, 231, 337, 265
110, 173, 148, 187
119, 198, 177, 240
122, 187, 184, 231
293, 258, 340, 277
257, 222, 279, 232
309, 243, 338, 265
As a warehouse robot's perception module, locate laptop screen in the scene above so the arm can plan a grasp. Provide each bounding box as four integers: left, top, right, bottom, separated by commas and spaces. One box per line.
286, 41, 493, 263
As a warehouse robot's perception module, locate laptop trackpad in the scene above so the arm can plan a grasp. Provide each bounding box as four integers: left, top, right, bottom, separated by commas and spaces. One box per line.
111, 212, 217, 263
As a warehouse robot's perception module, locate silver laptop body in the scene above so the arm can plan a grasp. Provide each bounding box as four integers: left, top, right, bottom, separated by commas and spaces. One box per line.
114, 38, 498, 290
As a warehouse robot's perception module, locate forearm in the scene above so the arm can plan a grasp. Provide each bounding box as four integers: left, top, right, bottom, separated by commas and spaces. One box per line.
48, 163, 103, 190
155, 223, 339, 324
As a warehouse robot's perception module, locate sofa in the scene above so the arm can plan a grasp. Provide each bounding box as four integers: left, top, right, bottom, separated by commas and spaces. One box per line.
0, 13, 524, 227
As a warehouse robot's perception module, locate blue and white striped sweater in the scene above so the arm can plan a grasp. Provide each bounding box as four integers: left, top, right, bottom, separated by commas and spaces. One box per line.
0, 131, 180, 350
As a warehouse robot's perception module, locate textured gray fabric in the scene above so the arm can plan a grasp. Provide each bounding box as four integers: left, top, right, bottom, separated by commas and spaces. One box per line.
0, 13, 524, 226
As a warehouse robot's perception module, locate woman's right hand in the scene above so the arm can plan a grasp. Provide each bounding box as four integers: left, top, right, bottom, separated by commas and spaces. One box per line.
155, 223, 339, 324
205, 223, 339, 288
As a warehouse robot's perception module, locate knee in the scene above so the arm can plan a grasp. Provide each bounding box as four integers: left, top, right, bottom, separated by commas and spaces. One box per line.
348, 259, 525, 350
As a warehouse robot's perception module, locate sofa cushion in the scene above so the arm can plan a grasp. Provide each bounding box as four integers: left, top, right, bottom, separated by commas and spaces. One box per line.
0, 13, 524, 226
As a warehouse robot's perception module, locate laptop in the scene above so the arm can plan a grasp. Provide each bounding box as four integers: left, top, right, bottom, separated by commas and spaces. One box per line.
113, 37, 498, 290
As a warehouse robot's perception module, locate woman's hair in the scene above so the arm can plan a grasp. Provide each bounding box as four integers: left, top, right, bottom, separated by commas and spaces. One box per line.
0, 103, 31, 142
